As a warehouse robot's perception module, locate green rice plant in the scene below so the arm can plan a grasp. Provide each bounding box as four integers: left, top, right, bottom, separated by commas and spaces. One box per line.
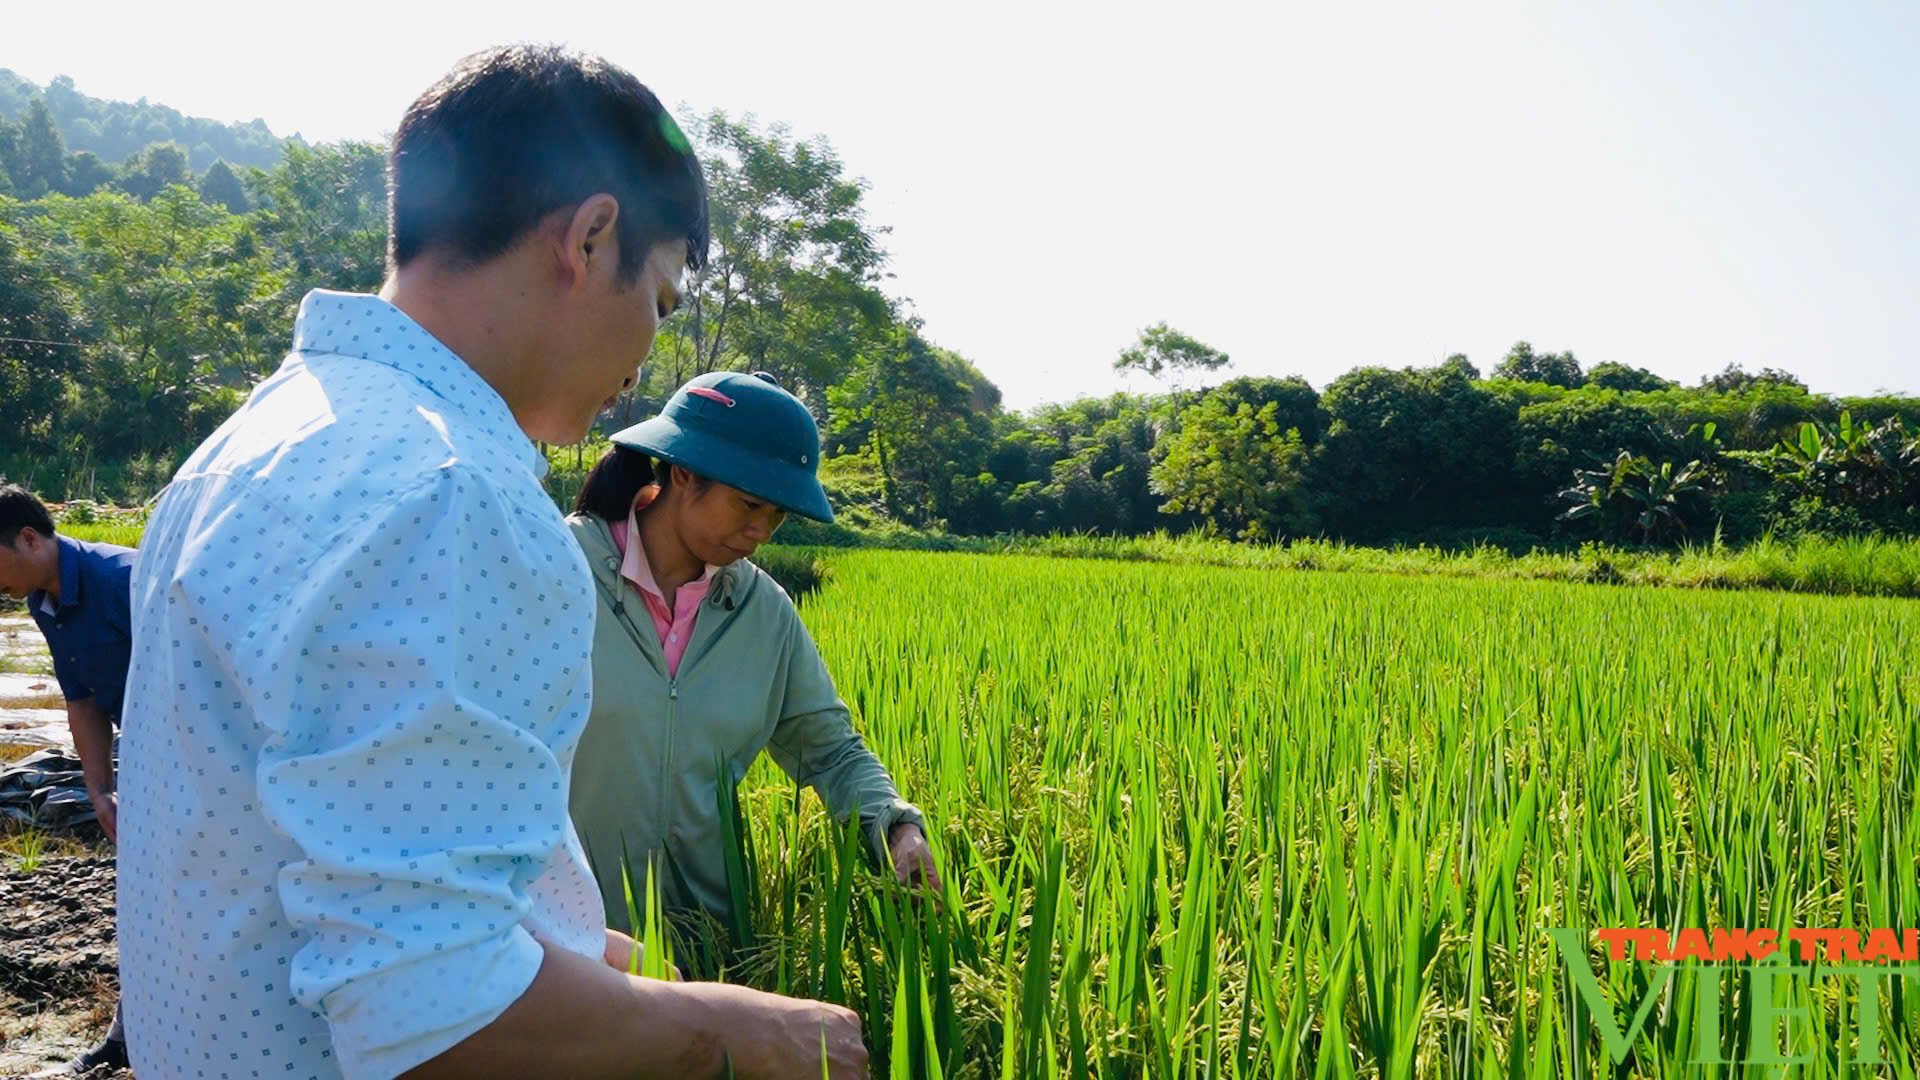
680, 550, 1920, 1076
618, 845, 675, 981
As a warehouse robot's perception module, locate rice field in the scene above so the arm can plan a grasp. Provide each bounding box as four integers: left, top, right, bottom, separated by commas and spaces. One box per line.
46, 519, 1920, 1073
709, 550, 1919, 1077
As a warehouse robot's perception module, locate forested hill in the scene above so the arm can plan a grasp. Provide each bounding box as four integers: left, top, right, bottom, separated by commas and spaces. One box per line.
0, 69, 292, 170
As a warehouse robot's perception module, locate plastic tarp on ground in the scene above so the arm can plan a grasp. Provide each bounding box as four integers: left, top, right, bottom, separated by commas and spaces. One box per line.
0, 748, 100, 830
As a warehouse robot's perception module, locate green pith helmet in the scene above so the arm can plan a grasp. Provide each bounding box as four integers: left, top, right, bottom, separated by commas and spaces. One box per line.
609, 371, 835, 523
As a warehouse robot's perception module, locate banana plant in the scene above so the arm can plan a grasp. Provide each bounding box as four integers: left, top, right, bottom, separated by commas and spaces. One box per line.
1619, 458, 1704, 543
1558, 450, 1705, 544
1768, 412, 1919, 508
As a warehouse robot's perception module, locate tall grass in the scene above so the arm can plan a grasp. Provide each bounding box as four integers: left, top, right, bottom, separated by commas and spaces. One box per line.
11, 825, 46, 873
0, 819, 88, 866
987, 530, 1920, 599
676, 551, 1920, 1076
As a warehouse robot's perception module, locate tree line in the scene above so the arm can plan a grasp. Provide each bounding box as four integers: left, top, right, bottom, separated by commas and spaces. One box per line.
2, 81, 1916, 550
1, 69, 290, 178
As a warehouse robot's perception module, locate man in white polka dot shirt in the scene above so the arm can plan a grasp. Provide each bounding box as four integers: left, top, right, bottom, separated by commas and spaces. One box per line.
118, 46, 868, 1079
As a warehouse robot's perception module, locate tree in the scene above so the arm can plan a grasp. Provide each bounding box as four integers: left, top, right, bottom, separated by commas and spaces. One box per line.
1194, 376, 1326, 446
829, 331, 995, 527
977, 394, 1166, 534
1493, 341, 1584, 388
11, 188, 285, 454
1699, 363, 1806, 394
1513, 395, 1669, 489
198, 160, 249, 212
1152, 394, 1314, 540
0, 119, 17, 194
117, 141, 192, 201
660, 112, 895, 416
60, 150, 117, 196
0, 221, 86, 453
1314, 361, 1515, 536
1585, 360, 1672, 392
1042, 405, 1161, 534
1114, 322, 1229, 388
17, 98, 67, 197
247, 141, 388, 301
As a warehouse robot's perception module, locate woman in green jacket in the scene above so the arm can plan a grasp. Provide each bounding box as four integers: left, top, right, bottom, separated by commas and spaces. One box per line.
567, 370, 939, 945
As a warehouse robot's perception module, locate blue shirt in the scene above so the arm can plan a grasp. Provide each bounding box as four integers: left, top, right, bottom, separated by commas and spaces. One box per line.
117, 290, 606, 1079
28, 533, 136, 721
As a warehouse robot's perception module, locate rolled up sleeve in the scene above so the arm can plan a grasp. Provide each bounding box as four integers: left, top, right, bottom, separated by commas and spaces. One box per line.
210, 470, 581, 1077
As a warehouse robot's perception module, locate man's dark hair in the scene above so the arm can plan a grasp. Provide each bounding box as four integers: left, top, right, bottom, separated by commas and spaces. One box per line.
390, 45, 710, 281
0, 484, 56, 547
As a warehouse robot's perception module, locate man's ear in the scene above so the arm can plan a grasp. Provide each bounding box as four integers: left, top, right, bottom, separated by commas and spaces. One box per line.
560, 194, 622, 287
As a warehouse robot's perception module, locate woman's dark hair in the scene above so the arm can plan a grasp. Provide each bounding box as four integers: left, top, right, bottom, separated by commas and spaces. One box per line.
389, 44, 709, 281
574, 445, 657, 520
574, 445, 709, 520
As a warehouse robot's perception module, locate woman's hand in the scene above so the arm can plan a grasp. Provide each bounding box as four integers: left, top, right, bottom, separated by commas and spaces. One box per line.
888, 823, 942, 893
602, 927, 678, 980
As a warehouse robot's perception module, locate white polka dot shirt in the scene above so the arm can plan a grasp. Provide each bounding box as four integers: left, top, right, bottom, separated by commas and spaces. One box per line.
117, 290, 606, 1079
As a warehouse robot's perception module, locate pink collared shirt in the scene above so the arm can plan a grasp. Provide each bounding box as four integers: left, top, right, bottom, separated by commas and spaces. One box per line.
610, 488, 713, 678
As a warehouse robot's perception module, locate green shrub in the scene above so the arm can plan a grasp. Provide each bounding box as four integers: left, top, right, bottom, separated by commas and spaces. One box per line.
750, 546, 831, 601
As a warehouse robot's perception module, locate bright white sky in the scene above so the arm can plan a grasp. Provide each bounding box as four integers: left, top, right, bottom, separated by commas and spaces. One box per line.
9, 1, 1918, 409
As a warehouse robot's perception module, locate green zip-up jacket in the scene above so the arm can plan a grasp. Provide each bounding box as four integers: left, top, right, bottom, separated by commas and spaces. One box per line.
565, 512, 925, 932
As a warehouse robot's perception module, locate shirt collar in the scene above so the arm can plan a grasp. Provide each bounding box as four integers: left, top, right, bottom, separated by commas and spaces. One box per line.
291, 290, 548, 478
36, 533, 84, 614
619, 494, 715, 603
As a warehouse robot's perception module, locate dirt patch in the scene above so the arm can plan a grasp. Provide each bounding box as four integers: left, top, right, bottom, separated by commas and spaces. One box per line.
0, 852, 127, 1078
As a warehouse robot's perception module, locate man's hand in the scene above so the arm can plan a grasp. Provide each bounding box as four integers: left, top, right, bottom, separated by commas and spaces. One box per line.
407, 940, 867, 1078
726, 992, 867, 1079
888, 823, 942, 893
90, 789, 118, 843
65, 697, 116, 843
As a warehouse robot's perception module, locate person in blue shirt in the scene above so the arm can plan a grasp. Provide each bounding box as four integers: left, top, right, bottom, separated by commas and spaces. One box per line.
0, 483, 134, 1075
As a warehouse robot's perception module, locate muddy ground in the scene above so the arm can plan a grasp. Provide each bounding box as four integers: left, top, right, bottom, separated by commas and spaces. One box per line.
0, 848, 127, 1078
1, 609, 127, 1077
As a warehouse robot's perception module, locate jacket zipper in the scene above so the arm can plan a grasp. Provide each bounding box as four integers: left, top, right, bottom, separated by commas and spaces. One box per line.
662, 677, 676, 847
587, 540, 672, 854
